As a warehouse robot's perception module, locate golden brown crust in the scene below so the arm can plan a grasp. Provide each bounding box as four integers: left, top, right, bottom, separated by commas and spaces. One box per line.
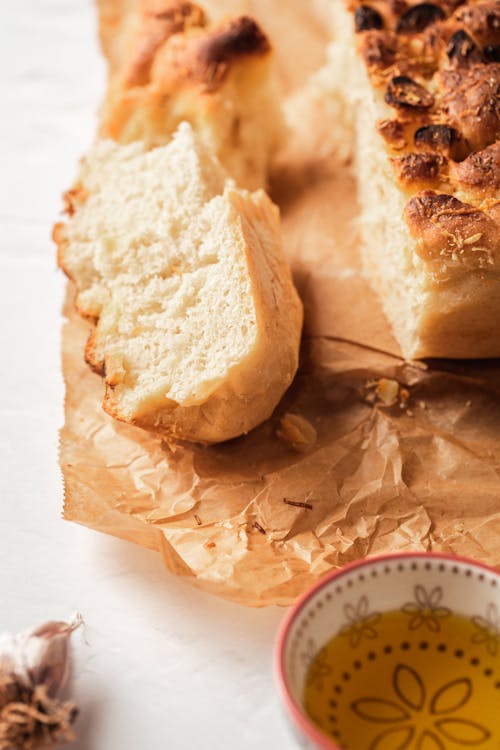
95, 0, 130, 69
54, 214, 102, 324
391, 151, 446, 185
377, 116, 407, 147
384, 74, 435, 110
440, 64, 500, 153
359, 29, 399, 70
176, 16, 271, 91
413, 123, 463, 158
84, 332, 105, 376
62, 185, 88, 217
52, 222, 65, 252
97, 2, 275, 179
147, 15, 271, 93
349, 0, 499, 270
404, 190, 500, 272
195, 17, 270, 68
453, 1, 500, 46
353, 1, 500, 161
123, 2, 207, 87
396, 3, 446, 33
450, 141, 500, 190
108, 3, 271, 97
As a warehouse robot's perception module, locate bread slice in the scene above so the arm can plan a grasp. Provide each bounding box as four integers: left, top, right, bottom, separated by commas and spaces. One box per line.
319, 0, 500, 359
54, 123, 303, 443
96, 0, 284, 190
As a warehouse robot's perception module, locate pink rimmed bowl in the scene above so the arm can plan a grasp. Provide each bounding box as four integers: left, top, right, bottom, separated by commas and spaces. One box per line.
274, 552, 500, 750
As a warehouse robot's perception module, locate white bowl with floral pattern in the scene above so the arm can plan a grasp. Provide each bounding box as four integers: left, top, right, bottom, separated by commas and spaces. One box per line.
274, 553, 500, 750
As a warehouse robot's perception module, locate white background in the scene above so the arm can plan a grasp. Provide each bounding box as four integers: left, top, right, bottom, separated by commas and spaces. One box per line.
0, 2, 292, 747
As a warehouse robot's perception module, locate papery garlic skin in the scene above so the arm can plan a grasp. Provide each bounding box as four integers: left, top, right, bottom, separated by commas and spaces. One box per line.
0, 615, 82, 696
0, 615, 82, 749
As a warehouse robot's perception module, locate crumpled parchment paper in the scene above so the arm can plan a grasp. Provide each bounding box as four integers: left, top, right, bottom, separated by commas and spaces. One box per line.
60, 0, 500, 607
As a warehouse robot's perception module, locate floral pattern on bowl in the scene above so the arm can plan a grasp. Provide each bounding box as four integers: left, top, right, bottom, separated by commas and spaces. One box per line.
275, 553, 500, 750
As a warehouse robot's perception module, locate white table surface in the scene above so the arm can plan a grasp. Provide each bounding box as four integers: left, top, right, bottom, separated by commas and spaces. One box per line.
0, 2, 293, 747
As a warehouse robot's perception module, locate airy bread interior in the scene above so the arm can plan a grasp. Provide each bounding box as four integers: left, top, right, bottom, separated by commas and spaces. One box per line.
316, 0, 426, 357
57, 123, 302, 441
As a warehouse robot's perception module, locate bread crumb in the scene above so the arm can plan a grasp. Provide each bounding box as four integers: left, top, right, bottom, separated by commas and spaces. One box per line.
366, 378, 412, 411
375, 378, 400, 406
277, 413, 317, 453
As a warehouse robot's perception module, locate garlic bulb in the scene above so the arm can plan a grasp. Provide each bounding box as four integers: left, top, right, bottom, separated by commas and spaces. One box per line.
0, 615, 81, 749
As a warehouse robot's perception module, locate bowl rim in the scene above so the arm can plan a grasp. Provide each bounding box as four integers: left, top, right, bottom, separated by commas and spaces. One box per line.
273, 550, 500, 750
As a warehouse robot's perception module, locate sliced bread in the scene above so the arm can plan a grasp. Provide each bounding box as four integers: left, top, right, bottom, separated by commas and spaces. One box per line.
318, 0, 500, 359
97, 0, 284, 190
55, 123, 303, 443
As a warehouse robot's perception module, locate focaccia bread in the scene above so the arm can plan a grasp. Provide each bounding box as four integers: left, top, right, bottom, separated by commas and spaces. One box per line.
96, 0, 284, 190
320, 0, 500, 359
54, 123, 303, 443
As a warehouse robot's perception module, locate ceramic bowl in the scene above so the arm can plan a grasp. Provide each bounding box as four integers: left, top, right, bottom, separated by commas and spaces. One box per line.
274, 552, 500, 750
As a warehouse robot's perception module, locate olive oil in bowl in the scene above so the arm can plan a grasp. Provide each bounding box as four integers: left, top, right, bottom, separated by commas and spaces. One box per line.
303, 609, 500, 749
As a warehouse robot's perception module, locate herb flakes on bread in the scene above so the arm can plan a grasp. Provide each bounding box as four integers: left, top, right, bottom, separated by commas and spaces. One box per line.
320, 0, 500, 359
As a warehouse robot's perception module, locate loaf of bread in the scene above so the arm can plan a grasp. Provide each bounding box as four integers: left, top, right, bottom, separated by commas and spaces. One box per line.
95, 0, 284, 190
320, 0, 500, 359
54, 123, 303, 443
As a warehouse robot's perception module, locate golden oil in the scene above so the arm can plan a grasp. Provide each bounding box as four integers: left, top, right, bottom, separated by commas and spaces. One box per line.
303, 608, 500, 749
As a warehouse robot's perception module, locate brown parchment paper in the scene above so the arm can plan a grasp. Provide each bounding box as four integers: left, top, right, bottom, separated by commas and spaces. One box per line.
60, 0, 500, 607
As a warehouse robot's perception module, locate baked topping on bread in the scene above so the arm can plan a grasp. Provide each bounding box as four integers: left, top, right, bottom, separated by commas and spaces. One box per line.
413, 123, 463, 158
193, 16, 270, 80
453, 1, 500, 45
450, 141, 500, 189
391, 151, 445, 184
98, 1, 283, 190
384, 74, 435, 109
359, 30, 399, 69
320, 0, 500, 356
123, 2, 207, 86
377, 116, 408, 147
440, 64, 500, 150
396, 3, 446, 33
348, 0, 499, 270
446, 28, 481, 64
404, 190, 499, 273
353, 1, 500, 158
152, 15, 271, 92
355, 5, 385, 31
